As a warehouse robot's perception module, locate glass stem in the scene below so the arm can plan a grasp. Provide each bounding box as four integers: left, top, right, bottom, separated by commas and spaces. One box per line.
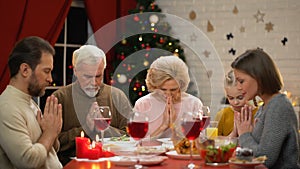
137, 140, 141, 165
189, 140, 193, 163
134, 140, 142, 169
101, 130, 104, 144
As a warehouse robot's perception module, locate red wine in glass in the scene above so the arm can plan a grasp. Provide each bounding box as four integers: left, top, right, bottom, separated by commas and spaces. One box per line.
92, 106, 112, 144
201, 116, 210, 131
94, 118, 111, 130
127, 111, 149, 169
181, 121, 202, 140
127, 122, 149, 140
193, 116, 210, 131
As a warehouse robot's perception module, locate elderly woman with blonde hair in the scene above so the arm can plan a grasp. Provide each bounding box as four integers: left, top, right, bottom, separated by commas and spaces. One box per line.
134, 56, 203, 138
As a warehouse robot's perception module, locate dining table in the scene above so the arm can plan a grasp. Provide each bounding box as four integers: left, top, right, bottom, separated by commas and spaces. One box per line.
64, 139, 267, 169
63, 157, 267, 169
64, 154, 267, 169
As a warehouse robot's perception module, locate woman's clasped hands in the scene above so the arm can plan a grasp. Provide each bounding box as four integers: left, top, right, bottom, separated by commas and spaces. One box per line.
234, 104, 253, 136
151, 96, 177, 137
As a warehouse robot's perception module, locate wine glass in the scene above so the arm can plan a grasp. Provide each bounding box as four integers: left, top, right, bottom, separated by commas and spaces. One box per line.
181, 111, 206, 169
199, 106, 211, 138
93, 106, 112, 144
127, 111, 149, 169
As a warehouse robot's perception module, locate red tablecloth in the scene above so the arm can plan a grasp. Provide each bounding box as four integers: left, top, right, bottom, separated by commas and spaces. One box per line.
64, 157, 267, 169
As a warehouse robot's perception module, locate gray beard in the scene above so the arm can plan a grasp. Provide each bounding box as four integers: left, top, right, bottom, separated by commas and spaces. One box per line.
83, 89, 98, 97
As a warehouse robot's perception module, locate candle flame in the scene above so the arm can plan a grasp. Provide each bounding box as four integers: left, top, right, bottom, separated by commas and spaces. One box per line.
80, 131, 84, 137
96, 134, 100, 142
92, 141, 96, 148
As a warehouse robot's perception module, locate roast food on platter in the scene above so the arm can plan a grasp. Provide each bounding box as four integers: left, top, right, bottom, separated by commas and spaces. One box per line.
229, 155, 267, 164
235, 147, 254, 161
174, 138, 199, 154
229, 147, 267, 163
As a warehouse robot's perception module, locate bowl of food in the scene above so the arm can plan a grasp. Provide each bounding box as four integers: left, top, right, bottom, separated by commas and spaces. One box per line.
196, 136, 238, 166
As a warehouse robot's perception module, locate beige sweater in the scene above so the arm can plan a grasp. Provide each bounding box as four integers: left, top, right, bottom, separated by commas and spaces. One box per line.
0, 85, 62, 169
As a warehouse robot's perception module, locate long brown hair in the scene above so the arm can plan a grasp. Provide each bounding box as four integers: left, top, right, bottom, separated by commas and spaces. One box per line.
231, 48, 283, 95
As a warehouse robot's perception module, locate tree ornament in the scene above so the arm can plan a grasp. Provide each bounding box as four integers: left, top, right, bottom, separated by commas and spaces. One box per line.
143, 60, 149, 66
135, 82, 141, 88
117, 74, 127, 84
149, 14, 159, 24
159, 37, 165, 43
121, 39, 127, 44
133, 15, 140, 22
139, 6, 144, 11
120, 53, 125, 60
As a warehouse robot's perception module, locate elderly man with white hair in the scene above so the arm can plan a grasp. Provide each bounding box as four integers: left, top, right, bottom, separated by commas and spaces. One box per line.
53, 45, 132, 166
134, 56, 203, 138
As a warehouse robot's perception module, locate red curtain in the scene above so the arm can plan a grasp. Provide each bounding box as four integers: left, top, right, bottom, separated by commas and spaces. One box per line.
0, 0, 72, 93
84, 0, 136, 82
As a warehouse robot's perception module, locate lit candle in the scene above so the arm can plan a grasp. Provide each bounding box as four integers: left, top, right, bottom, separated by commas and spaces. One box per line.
95, 134, 103, 157
86, 141, 101, 159
75, 131, 90, 158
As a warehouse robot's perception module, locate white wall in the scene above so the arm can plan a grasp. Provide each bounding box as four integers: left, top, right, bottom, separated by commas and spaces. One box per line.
156, 0, 300, 117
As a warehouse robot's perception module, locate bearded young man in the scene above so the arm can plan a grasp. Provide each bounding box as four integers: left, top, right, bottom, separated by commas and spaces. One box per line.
0, 36, 63, 169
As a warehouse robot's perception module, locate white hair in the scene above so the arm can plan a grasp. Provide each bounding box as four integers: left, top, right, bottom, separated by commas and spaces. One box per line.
149, 55, 190, 92
72, 45, 106, 68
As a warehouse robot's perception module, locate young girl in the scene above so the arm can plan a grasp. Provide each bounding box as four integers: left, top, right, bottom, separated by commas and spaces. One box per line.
215, 70, 258, 136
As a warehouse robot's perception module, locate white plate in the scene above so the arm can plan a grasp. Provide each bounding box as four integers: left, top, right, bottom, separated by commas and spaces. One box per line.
110, 156, 168, 166
157, 138, 172, 144
103, 138, 137, 145
165, 150, 201, 160
103, 138, 137, 151
108, 145, 166, 156
157, 138, 174, 150
70, 156, 116, 162
229, 159, 264, 166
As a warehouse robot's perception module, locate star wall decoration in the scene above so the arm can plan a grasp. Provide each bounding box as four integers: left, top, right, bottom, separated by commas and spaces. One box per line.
281, 37, 288, 46
229, 48, 236, 55
203, 50, 211, 58
226, 33, 234, 40
254, 10, 265, 23
240, 26, 245, 33
265, 22, 274, 32
190, 33, 197, 42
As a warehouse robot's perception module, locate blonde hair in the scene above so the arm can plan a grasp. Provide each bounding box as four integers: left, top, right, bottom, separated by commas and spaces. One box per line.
146, 56, 190, 92
225, 69, 258, 106
72, 45, 106, 68
224, 69, 236, 88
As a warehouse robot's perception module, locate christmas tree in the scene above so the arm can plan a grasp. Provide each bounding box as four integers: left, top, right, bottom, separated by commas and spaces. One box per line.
110, 0, 186, 105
